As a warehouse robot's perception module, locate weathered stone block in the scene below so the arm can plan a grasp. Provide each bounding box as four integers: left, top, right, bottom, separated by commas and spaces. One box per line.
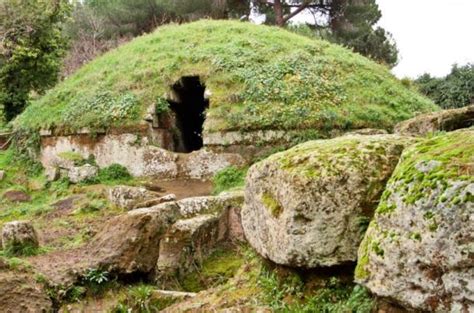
2, 221, 39, 252
242, 134, 416, 268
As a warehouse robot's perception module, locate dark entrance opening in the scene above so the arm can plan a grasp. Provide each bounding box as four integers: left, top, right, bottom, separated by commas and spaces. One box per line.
168, 76, 209, 153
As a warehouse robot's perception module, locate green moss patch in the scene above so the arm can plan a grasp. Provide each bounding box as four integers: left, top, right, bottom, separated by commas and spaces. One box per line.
376, 129, 474, 214
15, 20, 436, 135
261, 192, 283, 217
181, 247, 244, 292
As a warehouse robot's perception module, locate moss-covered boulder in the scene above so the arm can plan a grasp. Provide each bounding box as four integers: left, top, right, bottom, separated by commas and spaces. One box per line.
15, 20, 436, 142
355, 128, 474, 312
241, 134, 416, 268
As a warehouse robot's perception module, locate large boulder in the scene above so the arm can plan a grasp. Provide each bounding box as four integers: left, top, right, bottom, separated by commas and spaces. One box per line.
242, 134, 416, 268
107, 185, 161, 210
2, 221, 39, 253
68, 164, 98, 183
395, 104, 474, 136
355, 129, 474, 312
85, 202, 180, 274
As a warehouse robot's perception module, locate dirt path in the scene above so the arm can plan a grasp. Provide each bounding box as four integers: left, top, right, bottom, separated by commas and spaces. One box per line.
144, 178, 213, 199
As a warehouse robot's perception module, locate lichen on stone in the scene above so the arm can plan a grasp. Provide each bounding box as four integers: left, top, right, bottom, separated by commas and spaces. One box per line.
356, 128, 474, 312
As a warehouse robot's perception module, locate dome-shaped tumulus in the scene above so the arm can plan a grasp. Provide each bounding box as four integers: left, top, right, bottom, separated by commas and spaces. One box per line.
15, 20, 437, 145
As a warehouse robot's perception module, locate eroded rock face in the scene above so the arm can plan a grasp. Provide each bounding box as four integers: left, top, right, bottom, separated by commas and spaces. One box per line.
0, 260, 53, 312
177, 190, 244, 218
355, 129, 474, 312
68, 164, 98, 183
395, 104, 474, 136
40, 133, 246, 179
86, 202, 181, 274
28, 191, 245, 293
157, 214, 221, 281
180, 149, 246, 179
156, 191, 245, 282
242, 135, 416, 268
2, 221, 39, 251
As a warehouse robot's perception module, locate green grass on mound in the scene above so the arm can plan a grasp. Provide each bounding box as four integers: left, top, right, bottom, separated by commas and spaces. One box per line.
15, 20, 437, 134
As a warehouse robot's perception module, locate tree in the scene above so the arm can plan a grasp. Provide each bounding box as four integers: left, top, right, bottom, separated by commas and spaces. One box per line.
416, 64, 474, 109
254, 0, 398, 67
328, 0, 398, 66
0, 0, 70, 121
255, 0, 331, 27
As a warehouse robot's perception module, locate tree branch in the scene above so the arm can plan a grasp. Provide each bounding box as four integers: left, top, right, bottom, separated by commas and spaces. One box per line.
283, 1, 310, 23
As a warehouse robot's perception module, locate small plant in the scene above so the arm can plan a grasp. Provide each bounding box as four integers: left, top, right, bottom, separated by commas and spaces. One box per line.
113, 284, 173, 313
155, 97, 170, 114
212, 166, 247, 195
84, 268, 109, 285
65, 285, 86, 302
129, 285, 153, 311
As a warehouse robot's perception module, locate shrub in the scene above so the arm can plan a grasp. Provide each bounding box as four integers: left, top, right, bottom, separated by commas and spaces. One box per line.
88, 164, 132, 185
212, 166, 247, 195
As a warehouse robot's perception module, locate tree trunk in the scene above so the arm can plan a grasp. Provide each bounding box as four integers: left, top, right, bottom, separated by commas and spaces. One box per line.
274, 0, 284, 26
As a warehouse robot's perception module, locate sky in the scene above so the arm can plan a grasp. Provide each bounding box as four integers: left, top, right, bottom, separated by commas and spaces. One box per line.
376, 0, 474, 78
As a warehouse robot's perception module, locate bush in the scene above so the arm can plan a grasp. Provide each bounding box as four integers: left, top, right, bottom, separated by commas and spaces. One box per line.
96, 164, 132, 184
212, 166, 247, 195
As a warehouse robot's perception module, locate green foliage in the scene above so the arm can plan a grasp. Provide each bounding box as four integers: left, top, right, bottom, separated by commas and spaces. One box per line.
1, 242, 40, 257
98, 164, 132, 182
84, 163, 132, 185
155, 97, 171, 114
64, 286, 86, 303
84, 268, 109, 285
258, 269, 374, 312
2, 256, 32, 271
415, 63, 474, 109
329, 0, 398, 67
112, 284, 173, 313
62, 91, 140, 132
15, 20, 436, 135
82, 267, 112, 294
257, 0, 398, 66
212, 166, 247, 195
0, 0, 70, 121
181, 247, 244, 292
70, 0, 250, 40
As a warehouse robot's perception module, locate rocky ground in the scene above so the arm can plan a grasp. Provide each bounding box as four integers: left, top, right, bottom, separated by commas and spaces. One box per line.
0, 106, 472, 312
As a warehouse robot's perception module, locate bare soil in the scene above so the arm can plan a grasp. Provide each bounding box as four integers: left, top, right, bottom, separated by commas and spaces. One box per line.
144, 178, 213, 200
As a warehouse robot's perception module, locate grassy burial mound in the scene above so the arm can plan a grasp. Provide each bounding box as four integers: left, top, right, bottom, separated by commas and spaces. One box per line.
15, 20, 437, 138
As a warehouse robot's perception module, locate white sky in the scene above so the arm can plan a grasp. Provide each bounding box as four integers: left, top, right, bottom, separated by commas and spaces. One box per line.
376, 0, 474, 78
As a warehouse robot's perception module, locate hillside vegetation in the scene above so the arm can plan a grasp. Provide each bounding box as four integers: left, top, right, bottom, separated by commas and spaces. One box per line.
14, 20, 437, 134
